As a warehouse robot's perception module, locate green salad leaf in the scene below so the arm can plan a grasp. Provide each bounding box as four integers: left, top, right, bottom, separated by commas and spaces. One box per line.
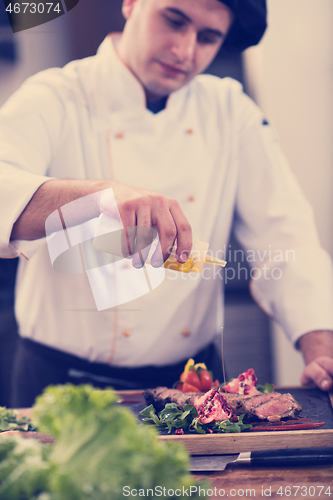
211, 414, 252, 433
256, 383, 275, 394
0, 385, 206, 500
141, 403, 199, 433
140, 403, 252, 434
0, 437, 52, 499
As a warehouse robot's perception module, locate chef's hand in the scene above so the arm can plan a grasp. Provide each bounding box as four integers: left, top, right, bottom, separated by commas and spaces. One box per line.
298, 331, 333, 391
97, 184, 192, 267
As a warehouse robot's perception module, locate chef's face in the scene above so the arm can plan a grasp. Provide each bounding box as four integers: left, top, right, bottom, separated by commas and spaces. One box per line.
118, 0, 234, 100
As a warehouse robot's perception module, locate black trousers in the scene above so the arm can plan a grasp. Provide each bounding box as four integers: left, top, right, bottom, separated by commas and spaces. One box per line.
0, 309, 19, 407
11, 337, 223, 408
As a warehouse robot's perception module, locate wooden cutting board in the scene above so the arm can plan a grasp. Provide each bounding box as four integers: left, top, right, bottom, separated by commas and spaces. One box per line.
158, 388, 333, 455
160, 427, 333, 455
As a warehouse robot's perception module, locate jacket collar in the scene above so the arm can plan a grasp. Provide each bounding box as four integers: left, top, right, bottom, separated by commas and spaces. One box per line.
93, 34, 191, 117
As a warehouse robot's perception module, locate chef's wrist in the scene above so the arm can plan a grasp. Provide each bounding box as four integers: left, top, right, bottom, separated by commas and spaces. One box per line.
297, 330, 333, 365
92, 180, 117, 217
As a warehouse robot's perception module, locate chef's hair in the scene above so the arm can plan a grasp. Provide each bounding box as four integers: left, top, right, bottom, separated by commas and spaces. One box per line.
218, 0, 267, 52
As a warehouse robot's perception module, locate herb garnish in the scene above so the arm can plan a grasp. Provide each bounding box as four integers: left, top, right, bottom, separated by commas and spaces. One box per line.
0, 407, 37, 432
140, 403, 252, 434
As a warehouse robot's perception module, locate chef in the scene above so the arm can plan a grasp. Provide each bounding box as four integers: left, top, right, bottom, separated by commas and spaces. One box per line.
0, 0, 333, 407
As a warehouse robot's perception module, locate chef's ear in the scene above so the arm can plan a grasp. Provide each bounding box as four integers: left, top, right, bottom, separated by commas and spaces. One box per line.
122, 0, 141, 20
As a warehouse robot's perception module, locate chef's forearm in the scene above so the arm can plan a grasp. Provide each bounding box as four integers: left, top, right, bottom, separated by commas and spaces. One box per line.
297, 330, 333, 364
10, 178, 193, 262
10, 178, 109, 241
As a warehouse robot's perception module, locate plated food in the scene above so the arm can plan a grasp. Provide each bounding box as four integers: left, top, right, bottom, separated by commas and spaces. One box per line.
141, 365, 304, 435
144, 386, 302, 423
0, 406, 36, 433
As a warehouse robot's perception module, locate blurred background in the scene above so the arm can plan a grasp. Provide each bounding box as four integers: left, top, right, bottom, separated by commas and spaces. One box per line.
0, 0, 332, 404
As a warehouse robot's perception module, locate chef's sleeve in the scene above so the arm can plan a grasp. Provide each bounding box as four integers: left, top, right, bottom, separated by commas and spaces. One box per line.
0, 77, 63, 258
233, 92, 333, 346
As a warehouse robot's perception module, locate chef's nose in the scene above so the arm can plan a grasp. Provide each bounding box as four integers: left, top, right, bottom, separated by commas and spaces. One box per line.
171, 31, 196, 63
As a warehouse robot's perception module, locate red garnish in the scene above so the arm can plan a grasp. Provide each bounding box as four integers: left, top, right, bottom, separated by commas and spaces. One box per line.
194, 388, 233, 424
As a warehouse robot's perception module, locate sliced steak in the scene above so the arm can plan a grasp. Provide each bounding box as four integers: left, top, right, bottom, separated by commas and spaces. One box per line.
143, 387, 168, 408
143, 387, 201, 412
143, 388, 302, 424
253, 393, 303, 422
144, 389, 275, 416
220, 393, 252, 415
235, 392, 281, 419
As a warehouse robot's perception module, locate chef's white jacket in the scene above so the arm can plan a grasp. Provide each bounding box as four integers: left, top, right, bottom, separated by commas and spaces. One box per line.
0, 35, 333, 366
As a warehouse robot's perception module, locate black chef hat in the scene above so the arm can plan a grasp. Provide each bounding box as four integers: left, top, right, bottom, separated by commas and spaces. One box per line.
219, 0, 267, 52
